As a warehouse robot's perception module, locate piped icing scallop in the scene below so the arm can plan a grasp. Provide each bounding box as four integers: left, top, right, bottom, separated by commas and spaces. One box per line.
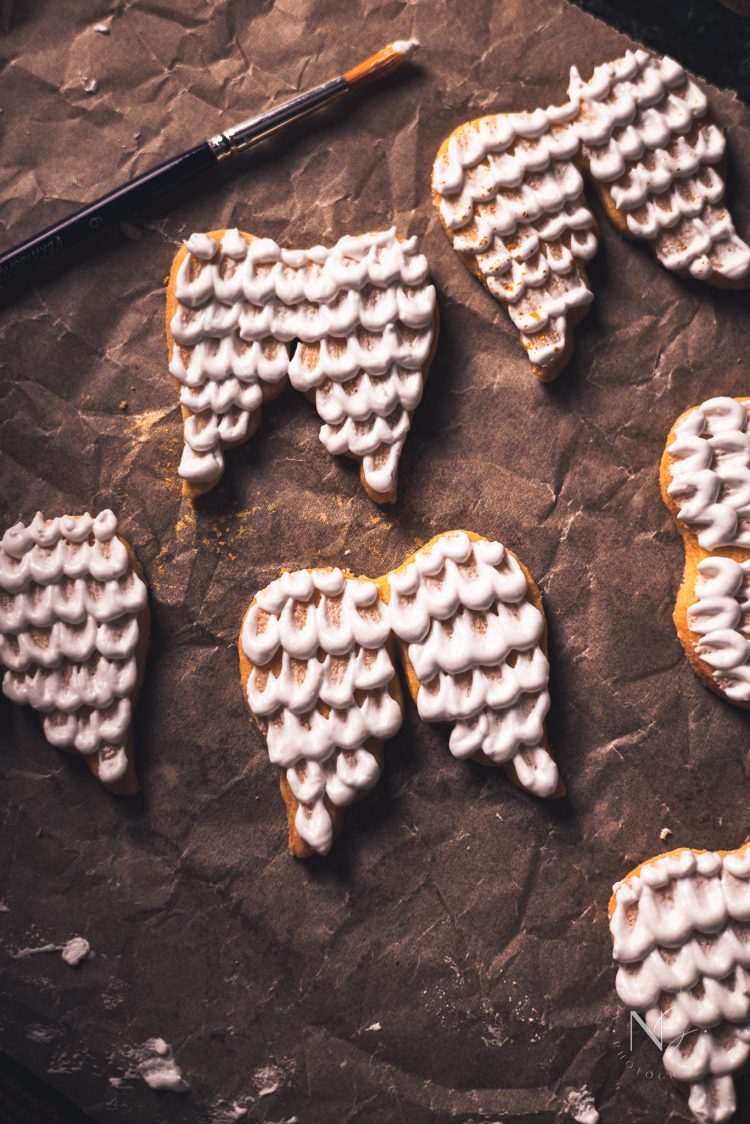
239, 567, 403, 857
431, 104, 598, 380
686, 557, 750, 704
610, 845, 750, 1123
570, 50, 750, 286
384, 530, 561, 798
662, 396, 750, 708
166, 227, 437, 503
0, 510, 148, 792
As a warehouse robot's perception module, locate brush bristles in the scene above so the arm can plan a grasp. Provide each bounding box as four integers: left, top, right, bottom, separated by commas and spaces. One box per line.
343, 40, 419, 87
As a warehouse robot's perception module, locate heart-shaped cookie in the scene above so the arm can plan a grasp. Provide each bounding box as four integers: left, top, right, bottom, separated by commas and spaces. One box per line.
239, 531, 561, 856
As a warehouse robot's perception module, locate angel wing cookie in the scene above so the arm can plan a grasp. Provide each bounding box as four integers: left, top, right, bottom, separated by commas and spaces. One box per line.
610, 845, 750, 1124
0, 510, 149, 793
570, 50, 750, 286
167, 227, 437, 503
662, 396, 750, 706
384, 530, 562, 798
431, 105, 598, 380
239, 567, 403, 857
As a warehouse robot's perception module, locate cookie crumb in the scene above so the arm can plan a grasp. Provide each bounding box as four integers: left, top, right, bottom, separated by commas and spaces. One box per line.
660, 827, 672, 842
81, 77, 99, 94
93, 22, 110, 33
119, 400, 128, 411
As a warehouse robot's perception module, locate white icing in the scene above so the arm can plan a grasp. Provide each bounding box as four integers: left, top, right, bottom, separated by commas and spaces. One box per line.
391, 39, 418, 57
241, 568, 402, 855
564, 1086, 599, 1124
431, 104, 597, 370
12, 934, 91, 968
570, 50, 750, 283
667, 397, 750, 550
611, 847, 750, 1124
170, 227, 436, 497
687, 555, 750, 702
0, 510, 147, 783
387, 531, 558, 797
61, 936, 90, 966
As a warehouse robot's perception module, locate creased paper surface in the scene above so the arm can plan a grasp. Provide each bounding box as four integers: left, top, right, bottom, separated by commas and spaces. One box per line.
1, 1, 749, 1121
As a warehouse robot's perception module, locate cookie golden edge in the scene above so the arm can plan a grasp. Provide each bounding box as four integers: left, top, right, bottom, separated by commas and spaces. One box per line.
237, 567, 404, 859
431, 120, 596, 383
166, 230, 439, 504
660, 399, 750, 710
377, 529, 566, 799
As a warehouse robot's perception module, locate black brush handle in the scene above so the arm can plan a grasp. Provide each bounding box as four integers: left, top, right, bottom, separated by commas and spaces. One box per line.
0, 141, 218, 286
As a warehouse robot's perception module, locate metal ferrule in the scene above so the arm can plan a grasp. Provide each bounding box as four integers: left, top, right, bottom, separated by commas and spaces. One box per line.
208, 76, 348, 160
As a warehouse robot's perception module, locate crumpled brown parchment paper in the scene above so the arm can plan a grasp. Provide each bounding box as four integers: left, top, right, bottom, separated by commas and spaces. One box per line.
1, 1, 750, 1121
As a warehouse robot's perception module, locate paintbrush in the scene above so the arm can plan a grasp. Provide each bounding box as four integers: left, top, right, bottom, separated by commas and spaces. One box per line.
0, 39, 419, 285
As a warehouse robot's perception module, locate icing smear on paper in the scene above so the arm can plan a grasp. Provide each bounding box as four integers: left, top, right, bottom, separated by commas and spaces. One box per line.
109, 1038, 190, 1094
61, 936, 90, 965
564, 1085, 599, 1123
137, 1038, 190, 1093
10, 936, 91, 966
211, 1101, 250, 1122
